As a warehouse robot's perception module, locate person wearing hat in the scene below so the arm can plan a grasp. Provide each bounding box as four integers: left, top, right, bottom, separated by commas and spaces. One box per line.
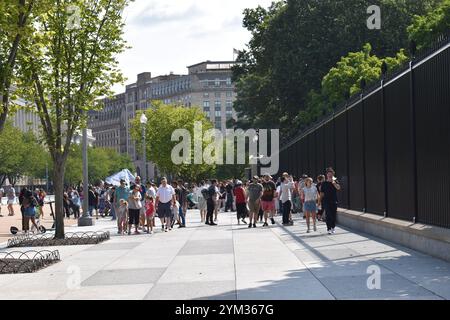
246, 176, 263, 228
320, 168, 341, 234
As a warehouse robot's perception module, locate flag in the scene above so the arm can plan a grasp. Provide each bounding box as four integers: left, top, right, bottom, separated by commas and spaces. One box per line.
233, 48, 240, 55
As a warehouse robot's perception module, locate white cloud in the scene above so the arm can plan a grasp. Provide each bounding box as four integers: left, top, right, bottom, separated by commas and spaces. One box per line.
113, 0, 273, 93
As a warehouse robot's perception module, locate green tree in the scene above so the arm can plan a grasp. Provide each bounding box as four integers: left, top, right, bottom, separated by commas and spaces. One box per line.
60, 145, 135, 186
233, 0, 440, 137
408, 0, 450, 49
0, 0, 39, 132
18, 0, 130, 238
130, 101, 215, 182
0, 122, 47, 185
296, 44, 408, 127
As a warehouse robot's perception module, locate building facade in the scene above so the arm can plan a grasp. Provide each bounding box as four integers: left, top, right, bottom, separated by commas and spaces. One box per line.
88, 60, 237, 181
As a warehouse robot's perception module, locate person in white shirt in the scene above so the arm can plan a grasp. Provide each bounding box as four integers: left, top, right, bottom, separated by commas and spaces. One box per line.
6, 186, 15, 216
155, 177, 176, 232
280, 175, 295, 226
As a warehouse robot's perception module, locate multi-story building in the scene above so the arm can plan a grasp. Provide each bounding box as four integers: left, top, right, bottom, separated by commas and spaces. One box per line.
89, 60, 237, 181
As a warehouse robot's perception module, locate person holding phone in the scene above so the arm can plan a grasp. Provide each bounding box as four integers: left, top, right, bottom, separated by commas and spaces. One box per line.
320, 168, 341, 234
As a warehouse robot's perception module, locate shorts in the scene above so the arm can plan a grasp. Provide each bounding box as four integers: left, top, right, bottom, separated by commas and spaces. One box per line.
304, 201, 317, 213
248, 199, 261, 214
24, 207, 36, 217
145, 211, 155, 218
7, 199, 14, 205
128, 208, 140, 225
198, 198, 207, 211
261, 200, 275, 212
158, 202, 172, 218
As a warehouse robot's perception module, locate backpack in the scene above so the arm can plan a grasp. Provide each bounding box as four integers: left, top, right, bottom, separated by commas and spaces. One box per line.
201, 188, 210, 200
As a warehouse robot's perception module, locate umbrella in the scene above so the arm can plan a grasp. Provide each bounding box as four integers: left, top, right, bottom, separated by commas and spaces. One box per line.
105, 169, 136, 186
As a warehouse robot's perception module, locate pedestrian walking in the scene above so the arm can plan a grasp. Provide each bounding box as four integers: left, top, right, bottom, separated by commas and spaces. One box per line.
280, 175, 295, 226
206, 180, 219, 226
145, 195, 155, 234
320, 168, 341, 234
155, 177, 176, 232
301, 177, 319, 233
128, 185, 142, 235
114, 179, 130, 233
316, 175, 325, 221
0, 187, 4, 217
233, 180, 248, 225
261, 174, 277, 226
197, 181, 208, 222
117, 199, 128, 235
6, 186, 15, 216
247, 176, 263, 228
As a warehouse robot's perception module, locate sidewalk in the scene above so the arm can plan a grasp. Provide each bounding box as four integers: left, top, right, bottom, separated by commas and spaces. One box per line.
0, 210, 449, 300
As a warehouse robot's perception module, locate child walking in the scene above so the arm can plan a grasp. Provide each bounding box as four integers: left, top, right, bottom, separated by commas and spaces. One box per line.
145, 196, 155, 234
117, 199, 128, 235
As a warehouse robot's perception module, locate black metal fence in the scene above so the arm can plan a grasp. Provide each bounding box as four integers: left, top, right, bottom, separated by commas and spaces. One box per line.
279, 36, 450, 229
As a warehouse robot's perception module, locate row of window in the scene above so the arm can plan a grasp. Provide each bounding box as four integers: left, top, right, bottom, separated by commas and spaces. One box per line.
203, 100, 233, 108
203, 91, 233, 98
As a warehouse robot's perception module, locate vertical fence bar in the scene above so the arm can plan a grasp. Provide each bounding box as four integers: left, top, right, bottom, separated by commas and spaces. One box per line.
361, 94, 367, 213
381, 79, 388, 217
410, 60, 419, 224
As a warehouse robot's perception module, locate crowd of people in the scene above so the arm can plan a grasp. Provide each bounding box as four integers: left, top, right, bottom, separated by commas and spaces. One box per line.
0, 167, 341, 236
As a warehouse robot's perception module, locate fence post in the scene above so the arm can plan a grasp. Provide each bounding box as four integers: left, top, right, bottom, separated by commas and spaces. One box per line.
409, 60, 419, 224
381, 77, 388, 218
361, 91, 367, 213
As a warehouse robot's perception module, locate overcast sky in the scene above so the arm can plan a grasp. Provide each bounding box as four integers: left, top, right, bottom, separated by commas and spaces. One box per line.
113, 0, 273, 93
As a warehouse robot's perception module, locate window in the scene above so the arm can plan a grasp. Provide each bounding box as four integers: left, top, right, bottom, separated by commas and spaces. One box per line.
215, 92, 221, 98
215, 78, 220, 87
226, 91, 233, 98
205, 111, 211, 118
203, 92, 209, 98
226, 78, 232, 86
226, 100, 233, 108
203, 101, 210, 108
215, 111, 221, 117
215, 101, 221, 108
203, 106, 210, 111
215, 121, 222, 130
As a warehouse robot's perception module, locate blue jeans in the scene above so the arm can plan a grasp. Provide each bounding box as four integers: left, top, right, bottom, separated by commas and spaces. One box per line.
179, 206, 186, 226
88, 206, 95, 217
110, 205, 116, 220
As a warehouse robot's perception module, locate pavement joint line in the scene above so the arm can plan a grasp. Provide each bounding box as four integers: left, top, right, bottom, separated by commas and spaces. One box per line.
268, 218, 339, 300
143, 217, 200, 299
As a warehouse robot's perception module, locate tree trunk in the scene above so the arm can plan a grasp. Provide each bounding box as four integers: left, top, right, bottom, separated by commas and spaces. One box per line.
53, 158, 66, 239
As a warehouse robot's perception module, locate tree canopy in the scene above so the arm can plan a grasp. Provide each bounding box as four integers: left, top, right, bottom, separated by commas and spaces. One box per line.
233, 0, 441, 138
130, 101, 216, 182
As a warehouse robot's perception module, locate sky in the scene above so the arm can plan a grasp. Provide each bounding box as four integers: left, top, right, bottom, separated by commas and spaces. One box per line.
113, 0, 273, 93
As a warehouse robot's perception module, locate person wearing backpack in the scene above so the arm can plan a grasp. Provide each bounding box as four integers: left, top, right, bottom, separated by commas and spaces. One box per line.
22, 188, 40, 233
206, 180, 218, 226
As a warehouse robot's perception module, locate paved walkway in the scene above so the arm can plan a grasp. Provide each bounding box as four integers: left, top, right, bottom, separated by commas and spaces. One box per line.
0, 210, 449, 300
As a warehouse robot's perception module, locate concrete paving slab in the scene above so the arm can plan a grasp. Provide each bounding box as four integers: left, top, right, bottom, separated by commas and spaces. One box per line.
82, 268, 166, 286
145, 281, 236, 300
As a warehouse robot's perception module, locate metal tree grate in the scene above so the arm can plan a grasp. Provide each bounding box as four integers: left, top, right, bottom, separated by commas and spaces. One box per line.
0, 250, 60, 274
7, 231, 110, 248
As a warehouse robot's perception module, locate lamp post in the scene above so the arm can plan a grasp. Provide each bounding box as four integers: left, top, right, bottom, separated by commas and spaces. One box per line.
78, 127, 94, 226
140, 113, 148, 184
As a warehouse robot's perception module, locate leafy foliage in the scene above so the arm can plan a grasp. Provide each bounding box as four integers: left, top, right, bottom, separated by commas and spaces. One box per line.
408, 0, 450, 49
130, 101, 215, 182
233, 0, 441, 138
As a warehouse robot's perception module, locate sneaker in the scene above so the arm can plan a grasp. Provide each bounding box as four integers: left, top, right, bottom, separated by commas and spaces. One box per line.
263, 222, 269, 227
332, 228, 336, 234
241, 219, 248, 224
289, 221, 294, 226
271, 218, 275, 225
149, 231, 153, 234
307, 229, 310, 233
210, 222, 217, 226
205, 221, 210, 225
248, 224, 252, 229
253, 224, 256, 228
165, 229, 168, 232
327, 230, 332, 235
